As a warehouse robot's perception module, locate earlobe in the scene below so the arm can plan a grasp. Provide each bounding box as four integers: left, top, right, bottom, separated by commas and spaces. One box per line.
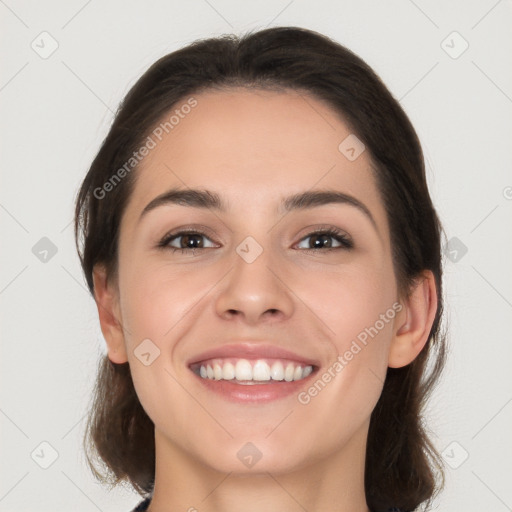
388, 270, 438, 368
92, 264, 128, 364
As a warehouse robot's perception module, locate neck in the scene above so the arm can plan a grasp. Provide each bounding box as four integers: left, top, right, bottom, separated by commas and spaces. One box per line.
147, 422, 371, 512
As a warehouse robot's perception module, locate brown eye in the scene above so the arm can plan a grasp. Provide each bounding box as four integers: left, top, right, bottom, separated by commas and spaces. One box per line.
296, 228, 353, 251
158, 231, 216, 252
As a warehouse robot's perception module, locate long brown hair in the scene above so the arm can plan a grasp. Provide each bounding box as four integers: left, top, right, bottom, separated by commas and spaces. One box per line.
74, 26, 447, 511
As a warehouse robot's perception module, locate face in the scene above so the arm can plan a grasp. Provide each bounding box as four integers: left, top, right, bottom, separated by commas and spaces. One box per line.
110, 88, 403, 474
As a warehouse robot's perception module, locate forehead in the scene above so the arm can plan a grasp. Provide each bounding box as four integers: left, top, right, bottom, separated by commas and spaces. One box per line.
122, 88, 386, 229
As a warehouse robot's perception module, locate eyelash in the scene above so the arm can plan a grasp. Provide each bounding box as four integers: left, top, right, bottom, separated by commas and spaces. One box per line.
157, 227, 354, 254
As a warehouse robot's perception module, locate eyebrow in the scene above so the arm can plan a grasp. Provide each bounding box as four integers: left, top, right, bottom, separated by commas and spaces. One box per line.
139, 187, 378, 232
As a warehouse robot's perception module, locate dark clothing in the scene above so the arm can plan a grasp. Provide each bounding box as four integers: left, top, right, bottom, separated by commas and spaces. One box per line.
131, 497, 407, 511
132, 498, 151, 511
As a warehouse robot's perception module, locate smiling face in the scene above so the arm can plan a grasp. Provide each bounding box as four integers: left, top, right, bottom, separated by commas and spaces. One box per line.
96, 87, 408, 475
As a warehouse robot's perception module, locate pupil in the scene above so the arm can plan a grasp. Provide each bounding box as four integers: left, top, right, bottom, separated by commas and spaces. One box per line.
312, 234, 331, 248
183, 234, 202, 248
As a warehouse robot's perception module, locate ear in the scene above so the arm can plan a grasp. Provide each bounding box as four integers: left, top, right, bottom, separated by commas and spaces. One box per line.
92, 264, 128, 364
388, 270, 438, 368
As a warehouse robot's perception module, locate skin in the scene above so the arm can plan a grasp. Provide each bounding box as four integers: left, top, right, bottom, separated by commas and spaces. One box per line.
93, 88, 437, 512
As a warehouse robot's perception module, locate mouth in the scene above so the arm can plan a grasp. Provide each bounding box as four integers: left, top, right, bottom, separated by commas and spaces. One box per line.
190, 358, 314, 383
187, 345, 320, 403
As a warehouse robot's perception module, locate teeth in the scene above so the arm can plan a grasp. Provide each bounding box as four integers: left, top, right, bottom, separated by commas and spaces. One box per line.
222, 362, 235, 380
213, 363, 223, 380
235, 359, 252, 380
270, 361, 284, 381
284, 363, 295, 382
196, 358, 313, 383
252, 360, 271, 381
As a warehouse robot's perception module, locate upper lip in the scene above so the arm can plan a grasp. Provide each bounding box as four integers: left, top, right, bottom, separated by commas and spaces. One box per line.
187, 342, 320, 367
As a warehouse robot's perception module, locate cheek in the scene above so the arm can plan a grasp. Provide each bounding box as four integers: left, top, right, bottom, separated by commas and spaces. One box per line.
118, 259, 201, 342
296, 258, 398, 406
298, 258, 398, 344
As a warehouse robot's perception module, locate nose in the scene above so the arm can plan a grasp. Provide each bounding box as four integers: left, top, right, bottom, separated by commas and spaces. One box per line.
214, 239, 295, 326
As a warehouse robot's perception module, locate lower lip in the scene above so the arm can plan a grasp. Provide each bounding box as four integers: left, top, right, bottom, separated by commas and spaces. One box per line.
191, 371, 317, 403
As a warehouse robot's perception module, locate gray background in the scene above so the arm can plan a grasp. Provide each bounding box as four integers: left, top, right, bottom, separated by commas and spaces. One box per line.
1, 1, 511, 511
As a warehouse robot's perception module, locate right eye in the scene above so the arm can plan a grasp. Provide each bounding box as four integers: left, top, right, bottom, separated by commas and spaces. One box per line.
158, 230, 217, 253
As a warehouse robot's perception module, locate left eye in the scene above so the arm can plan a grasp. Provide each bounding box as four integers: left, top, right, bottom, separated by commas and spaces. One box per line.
296, 230, 353, 250
158, 229, 353, 253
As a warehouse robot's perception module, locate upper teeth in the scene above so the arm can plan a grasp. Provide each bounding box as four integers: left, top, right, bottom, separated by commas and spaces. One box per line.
196, 358, 313, 382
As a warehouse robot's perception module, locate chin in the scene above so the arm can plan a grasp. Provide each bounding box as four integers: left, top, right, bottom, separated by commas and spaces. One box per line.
191, 437, 311, 476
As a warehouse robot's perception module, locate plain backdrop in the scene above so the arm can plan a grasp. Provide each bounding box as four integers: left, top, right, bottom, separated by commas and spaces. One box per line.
1, 1, 511, 511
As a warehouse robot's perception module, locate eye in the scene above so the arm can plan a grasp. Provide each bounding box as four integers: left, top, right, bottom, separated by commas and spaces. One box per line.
296, 227, 353, 251
157, 230, 217, 253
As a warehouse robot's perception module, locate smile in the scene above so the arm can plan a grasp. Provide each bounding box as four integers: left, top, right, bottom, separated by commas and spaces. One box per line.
187, 343, 320, 402
191, 358, 314, 383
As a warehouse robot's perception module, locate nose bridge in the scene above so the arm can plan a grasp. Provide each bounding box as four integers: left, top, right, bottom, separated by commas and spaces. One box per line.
214, 232, 294, 323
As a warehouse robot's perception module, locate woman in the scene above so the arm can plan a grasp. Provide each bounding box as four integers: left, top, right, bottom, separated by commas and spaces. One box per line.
74, 26, 447, 512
